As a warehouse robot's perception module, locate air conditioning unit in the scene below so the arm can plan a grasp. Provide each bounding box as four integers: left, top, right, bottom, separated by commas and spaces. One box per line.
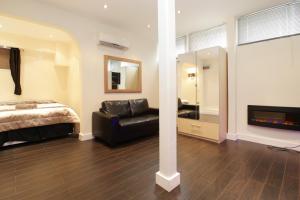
98, 33, 129, 51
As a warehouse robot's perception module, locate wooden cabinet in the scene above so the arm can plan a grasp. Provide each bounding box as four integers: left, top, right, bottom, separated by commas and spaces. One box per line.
177, 47, 227, 143
178, 118, 221, 143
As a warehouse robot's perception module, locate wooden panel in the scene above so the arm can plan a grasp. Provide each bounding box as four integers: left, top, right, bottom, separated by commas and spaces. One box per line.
190, 121, 219, 141
218, 48, 228, 142
178, 118, 219, 141
0, 48, 10, 69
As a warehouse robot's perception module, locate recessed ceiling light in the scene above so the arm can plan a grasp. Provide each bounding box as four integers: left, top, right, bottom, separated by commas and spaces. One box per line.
104, 4, 108, 9
49, 34, 53, 38
147, 24, 151, 29
177, 10, 181, 14
0, 24, 3, 28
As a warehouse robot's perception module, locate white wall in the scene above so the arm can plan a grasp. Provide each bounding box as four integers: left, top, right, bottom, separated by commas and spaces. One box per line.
0, 32, 69, 104
0, 0, 158, 134
235, 35, 300, 147
67, 43, 82, 115
225, 17, 300, 148
226, 18, 238, 137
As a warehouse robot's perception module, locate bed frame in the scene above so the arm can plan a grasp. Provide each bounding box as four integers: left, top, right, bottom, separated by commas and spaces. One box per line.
0, 123, 74, 147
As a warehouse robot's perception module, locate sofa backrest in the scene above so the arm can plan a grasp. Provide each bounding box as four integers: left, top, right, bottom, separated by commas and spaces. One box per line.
178, 98, 183, 110
129, 99, 149, 116
101, 100, 131, 118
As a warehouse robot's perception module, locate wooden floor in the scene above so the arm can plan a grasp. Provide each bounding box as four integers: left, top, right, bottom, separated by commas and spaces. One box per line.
0, 135, 299, 200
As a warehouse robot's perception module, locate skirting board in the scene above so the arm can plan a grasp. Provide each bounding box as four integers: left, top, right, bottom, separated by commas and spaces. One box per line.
226, 133, 300, 152
79, 133, 94, 141
156, 172, 180, 192
226, 133, 238, 141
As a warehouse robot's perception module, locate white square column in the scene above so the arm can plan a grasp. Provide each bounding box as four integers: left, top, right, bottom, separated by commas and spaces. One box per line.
156, 0, 180, 192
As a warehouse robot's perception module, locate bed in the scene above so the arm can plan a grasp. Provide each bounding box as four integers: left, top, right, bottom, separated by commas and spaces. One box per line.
0, 101, 80, 147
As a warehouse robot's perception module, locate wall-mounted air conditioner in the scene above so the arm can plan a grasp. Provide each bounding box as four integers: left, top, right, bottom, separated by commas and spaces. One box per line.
98, 33, 129, 51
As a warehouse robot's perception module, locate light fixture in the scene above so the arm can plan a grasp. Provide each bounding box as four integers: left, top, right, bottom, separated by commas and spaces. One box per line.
49, 34, 53, 39
147, 24, 151, 29
177, 10, 181, 14
0, 24, 3, 29
187, 67, 196, 78
203, 65, 210, 70
104, 4, 108, 9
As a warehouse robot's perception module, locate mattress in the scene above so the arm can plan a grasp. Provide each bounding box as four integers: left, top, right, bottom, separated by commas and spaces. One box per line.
0, 101, 80, 135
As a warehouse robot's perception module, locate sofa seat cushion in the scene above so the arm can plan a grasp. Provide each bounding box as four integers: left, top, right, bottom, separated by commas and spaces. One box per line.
178, 109, 197, 118
119, 114, 159, 127
178, 109, 194, 115
102, 100, 131, 118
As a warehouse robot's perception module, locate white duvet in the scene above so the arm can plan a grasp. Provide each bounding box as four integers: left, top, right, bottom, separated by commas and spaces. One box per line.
0, 102, 80, 134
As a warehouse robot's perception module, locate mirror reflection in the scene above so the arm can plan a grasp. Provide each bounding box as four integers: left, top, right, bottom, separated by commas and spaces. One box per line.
105, 55, 142, 93
177, 46, 227, 143
177, 47, 221, 121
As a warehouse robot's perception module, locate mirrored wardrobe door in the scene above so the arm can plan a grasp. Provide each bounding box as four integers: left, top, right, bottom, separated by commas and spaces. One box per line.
177, 47, 228, 144
177, 52, 199, 121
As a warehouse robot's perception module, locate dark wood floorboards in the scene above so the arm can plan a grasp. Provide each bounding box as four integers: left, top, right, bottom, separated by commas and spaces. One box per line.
0, 135, 299, 200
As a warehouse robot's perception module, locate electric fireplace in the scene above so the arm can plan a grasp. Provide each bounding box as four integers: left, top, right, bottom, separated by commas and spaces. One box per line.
248, 105, 300, 131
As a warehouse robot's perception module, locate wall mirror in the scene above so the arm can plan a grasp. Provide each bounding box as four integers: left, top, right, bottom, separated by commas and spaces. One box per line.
104, 55, 142, 93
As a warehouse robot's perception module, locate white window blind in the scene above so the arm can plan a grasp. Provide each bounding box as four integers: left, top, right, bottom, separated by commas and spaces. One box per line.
238, 2, 300, 45
189, 25, 227, 51
176, 36, 186, 56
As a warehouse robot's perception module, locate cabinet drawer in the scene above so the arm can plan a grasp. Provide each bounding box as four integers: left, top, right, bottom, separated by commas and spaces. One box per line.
178, 118, 219, 141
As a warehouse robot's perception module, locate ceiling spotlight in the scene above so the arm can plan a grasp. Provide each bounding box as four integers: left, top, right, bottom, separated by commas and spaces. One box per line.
147, 24, 151, 29
104, 4, 108, 9
177, 10, 181, 14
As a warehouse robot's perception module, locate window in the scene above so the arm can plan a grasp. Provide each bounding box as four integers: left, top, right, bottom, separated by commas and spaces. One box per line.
238, 2, 300, 45
176, 36, 186, 56
189, 24, 227, 51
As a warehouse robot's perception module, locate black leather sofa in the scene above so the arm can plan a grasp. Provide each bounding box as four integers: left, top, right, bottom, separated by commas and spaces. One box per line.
92, 99, 159, 146
178, 98, 200, 120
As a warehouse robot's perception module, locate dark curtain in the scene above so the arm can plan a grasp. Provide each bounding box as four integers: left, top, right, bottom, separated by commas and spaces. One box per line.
9, 48, 22, 95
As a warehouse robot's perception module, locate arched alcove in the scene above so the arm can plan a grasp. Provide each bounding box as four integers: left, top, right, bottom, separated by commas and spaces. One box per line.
0, 14, 82, 119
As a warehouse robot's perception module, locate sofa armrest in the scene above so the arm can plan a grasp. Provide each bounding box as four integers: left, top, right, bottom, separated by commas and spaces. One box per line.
92, 111, 119, 146
148, 108, 159, 115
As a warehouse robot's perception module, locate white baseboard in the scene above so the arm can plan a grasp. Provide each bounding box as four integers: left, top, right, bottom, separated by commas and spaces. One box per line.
156, 172, 180, 192
227, 132, 300, 151
79, 133, 94, 141
226, 133, 238, 141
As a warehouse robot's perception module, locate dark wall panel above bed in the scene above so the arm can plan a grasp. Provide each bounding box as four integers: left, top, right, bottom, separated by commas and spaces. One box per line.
0, 48, 10, 69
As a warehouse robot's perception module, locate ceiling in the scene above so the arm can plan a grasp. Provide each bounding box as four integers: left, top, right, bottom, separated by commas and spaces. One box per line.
0, 15, 72, 43
37, 0, 288, 36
